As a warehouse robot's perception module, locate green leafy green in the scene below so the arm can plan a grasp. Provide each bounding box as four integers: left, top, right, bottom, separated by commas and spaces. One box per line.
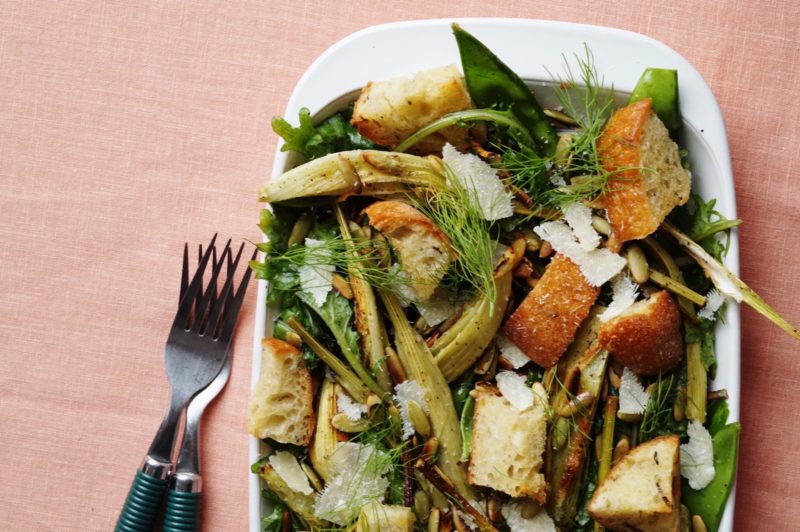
706, 398, 730, 436
260, 487, 286, 532
450, 370, 476, 414
672, 194, 741, 261
272, 107, 376, 160
686, 320, 718, 376
573, 454, 599, 531
640, 373, 688, 442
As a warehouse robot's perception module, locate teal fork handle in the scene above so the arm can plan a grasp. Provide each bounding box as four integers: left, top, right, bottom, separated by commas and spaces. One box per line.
115, 469, 169, 532
163, 489, 201, 531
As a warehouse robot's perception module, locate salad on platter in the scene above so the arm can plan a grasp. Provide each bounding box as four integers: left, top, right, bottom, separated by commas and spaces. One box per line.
247, 23, 797, 532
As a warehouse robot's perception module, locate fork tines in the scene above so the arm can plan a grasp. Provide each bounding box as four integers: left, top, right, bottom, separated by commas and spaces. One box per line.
177, 235, 256, 341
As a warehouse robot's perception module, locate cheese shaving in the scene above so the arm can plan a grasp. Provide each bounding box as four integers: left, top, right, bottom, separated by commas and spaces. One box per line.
414, 290, 459, 327
298, 238, 334, 307
442, 143, 513, 221
314, 442, 390, 525
680, 420, 716, 490
533, 220, 625, 286
697, 288, 725, 320
337, 390, 367, 421
269, 451, 313, 495
496, 371, 534, 411
619, 367, 649, 415
600, 274, 640, 322
497, 335, 530, 369
394, 379, 429, 439
501, 501, 557, 532
563, 202, 600, 251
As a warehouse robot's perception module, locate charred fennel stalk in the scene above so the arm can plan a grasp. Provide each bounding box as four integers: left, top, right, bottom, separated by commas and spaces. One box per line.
379, 290, 476, 504
334, 204, 392, 393
594, 396, 618, 532
662, 221, 800, 340
259, 150, 447, 204
258, 464, 328, 529
286, 316, 370, 403
431, 270, 512, 382
310, 378, 342, 483
548, 346, 609, 528
686, 342, 707, 423
641, 236, 698, 318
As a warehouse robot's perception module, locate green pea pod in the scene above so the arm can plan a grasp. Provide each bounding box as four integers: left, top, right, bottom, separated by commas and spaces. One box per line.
628, 67, 682, 140
706, 398, 730, 436
459, 395, 475, 462
452, 23, 558, 156
682, 422, 741, 532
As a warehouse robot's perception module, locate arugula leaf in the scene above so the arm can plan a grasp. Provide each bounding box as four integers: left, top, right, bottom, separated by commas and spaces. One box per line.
672, 194, 741, 261
298, 290, 361, 362
272, 107, 377, 160
260, 487, 286, 532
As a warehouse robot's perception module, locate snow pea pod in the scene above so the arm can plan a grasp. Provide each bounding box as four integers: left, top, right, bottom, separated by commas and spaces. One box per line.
452, 23, 558, 157
628, 67, 682, 140
682, 422, 741, 532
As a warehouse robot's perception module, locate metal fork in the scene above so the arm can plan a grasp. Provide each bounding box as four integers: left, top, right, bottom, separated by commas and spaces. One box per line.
160, 245, 244, 531
115, 236, 252, 532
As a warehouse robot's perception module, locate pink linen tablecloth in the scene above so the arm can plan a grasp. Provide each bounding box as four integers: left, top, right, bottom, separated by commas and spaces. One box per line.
1, 1, 798, 530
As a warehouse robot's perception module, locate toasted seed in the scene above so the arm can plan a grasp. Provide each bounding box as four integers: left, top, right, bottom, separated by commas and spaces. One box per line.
387, 404, 402, 426
545, 108, 580, 126
613, 436, 630, 465
385, 346, 408, 384
414, 490, 431, 523
608, 366, 621, 389
553, 416, 570, 450
408, 400, 432, 438
692, 515, 708, 532
521, 228, 541, 253
487, 493, 503, 522
519, 499, 542, 519
591, 214, 612, 236
331, 273, 354, 300
428, 508, 440, 532
422, 437, 439, 460
287, 211, 313, 247
473, 343, 497, 377
300, 462, 323, 492
626, 244, 650, 284
331, 412, 367, 433
617, 411, 643, 423
284, 331, 303, 349
513, 257, 535, 279
366, 393, 382, 414
539, 240, 553, 258
556, 392, 595, 417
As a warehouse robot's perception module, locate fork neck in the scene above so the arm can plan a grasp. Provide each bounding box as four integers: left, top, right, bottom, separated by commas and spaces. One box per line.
145, 390, 190, 472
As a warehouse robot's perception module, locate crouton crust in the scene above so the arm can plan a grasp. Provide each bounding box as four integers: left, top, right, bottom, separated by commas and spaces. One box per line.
364, 200, 454, 301
351, 65, 473, 155
598, 290, 683, 376
246, 338, 315, 446
598, 98, 691, 242
502, 254, 600, 368
589, 435, 681, 531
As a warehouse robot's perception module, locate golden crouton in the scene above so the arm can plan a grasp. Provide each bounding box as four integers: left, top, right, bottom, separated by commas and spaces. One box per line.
364, 200, 454, 301
598, 99, 691, 243
467, 383, 548, 502
598, 290, 683, 376
502, 254, 600, 368
247, 338, 315, 446
589, 435, 681, 531
351, 65, 473, 154
355, 502, 415, 532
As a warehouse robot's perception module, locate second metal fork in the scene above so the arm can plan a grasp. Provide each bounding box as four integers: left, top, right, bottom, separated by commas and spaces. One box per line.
115, 236, 253, 532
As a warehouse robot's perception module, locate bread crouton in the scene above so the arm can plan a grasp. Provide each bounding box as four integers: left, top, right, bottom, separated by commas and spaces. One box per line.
351, 65, 473, 155
597, 290, 683, 376
468, 383, 548, 502
598, 98, 691, 242
247, 338, 315, 446
364, 200, 454, 301
589, 435, 681, 531
356, 502, 416, 532
502, 254, 600, 368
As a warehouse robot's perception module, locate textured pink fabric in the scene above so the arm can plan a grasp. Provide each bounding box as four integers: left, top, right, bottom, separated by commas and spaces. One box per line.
1, 1, 798, 530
